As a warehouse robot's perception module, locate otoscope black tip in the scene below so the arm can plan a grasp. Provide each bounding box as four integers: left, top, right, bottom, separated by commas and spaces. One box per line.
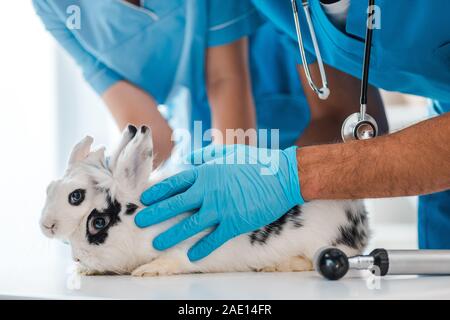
315, 247, 349, 281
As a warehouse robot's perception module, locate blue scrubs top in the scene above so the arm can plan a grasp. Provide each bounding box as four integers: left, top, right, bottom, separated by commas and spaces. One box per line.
252, 0, 450, 102
252, 0, 450, 248
33, 0, 310, 149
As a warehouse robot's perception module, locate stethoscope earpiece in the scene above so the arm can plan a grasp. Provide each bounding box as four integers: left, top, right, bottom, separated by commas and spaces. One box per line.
318, 87, 331, 100
341, 112, 378, 142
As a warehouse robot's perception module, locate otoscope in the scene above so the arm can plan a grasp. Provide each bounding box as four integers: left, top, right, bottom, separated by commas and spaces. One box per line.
315, 247, 450, 280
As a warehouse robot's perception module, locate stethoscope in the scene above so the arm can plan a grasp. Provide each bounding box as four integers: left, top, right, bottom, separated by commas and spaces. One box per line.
291, 0, 378, 142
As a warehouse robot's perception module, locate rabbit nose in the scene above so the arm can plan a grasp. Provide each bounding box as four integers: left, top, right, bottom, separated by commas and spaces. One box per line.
42, 221, 57, 235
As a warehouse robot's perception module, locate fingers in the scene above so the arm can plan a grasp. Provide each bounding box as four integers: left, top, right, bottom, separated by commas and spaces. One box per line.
187, 144, 236, 165
140, 169, 197, 206
187, 225, 230, 262
135, 187, 201, 228
152, 210, 218, 251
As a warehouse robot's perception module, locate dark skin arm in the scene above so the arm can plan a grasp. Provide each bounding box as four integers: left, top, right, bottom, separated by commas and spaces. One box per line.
102, 81, 173, 166
298, 112, 450, 200
126, 0, 141, 6
206, 38, 257, 145
296, 63, 388, 146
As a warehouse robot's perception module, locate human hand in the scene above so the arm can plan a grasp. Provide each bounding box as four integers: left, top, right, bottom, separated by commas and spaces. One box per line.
135, 144, 304, 261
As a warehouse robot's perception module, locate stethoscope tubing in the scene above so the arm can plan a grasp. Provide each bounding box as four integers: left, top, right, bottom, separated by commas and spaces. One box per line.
359, 0, 375, 120
291, 0, 330, 100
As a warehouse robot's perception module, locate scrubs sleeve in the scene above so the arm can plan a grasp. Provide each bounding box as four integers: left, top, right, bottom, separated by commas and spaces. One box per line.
33, 0, 123, 94
207, 0, 264, 47
431, 100, 450, 115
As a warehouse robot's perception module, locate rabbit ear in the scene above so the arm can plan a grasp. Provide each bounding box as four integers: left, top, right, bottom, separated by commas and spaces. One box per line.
68, 136, 93, 166
86, 147, 106, 165
108, 125, 137, 171
113, 126, 153, 190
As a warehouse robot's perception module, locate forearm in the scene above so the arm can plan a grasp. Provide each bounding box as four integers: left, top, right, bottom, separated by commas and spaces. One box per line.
102, 81, 173, 166
298, 113, 450, 200
208, 79, 256, 144
206, 38, 256, 145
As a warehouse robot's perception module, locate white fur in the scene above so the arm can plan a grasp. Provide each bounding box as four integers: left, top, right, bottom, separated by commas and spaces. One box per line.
40, 126, 369, 276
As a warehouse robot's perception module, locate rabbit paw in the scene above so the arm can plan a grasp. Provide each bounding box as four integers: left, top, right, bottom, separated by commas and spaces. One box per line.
76, 264, 102, 276
131, 257, 186, 277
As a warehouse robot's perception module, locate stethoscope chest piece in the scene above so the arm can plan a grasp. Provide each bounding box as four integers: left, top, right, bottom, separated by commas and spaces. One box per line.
341, 112, 378, 142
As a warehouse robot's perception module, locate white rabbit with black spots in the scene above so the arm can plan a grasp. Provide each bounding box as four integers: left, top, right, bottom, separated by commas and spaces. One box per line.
40, 125, 370, 276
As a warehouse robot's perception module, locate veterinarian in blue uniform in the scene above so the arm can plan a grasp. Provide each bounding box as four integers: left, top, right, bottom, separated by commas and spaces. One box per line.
33, 0, 311, 151
250, 0, 450, 249
135, 0, 450, 261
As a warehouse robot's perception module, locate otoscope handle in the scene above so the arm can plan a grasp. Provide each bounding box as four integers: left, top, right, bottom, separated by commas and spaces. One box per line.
381, 250, 450, 275
315, 247, 450, 280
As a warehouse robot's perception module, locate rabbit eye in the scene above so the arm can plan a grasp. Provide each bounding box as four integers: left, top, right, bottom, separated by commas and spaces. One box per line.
69, 189, 85, 206
88, 216, 111, 235
85, 196, 121, 245
94, 217, 107, 229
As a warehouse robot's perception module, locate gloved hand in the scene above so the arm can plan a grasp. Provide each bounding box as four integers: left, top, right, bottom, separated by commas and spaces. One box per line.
135, 144, 304, 261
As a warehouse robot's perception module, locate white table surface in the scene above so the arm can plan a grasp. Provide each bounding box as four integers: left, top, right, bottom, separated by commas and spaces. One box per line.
2, 267, 450, 300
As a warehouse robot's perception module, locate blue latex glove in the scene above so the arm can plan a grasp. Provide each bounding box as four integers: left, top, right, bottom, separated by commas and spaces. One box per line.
135, 144, 304, 261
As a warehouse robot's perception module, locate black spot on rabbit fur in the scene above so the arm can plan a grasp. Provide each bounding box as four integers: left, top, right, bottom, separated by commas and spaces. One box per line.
86, 193, 122, 245
249, 206, 303, 245
125, 203, 138, 215
333, 204, 368, 250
